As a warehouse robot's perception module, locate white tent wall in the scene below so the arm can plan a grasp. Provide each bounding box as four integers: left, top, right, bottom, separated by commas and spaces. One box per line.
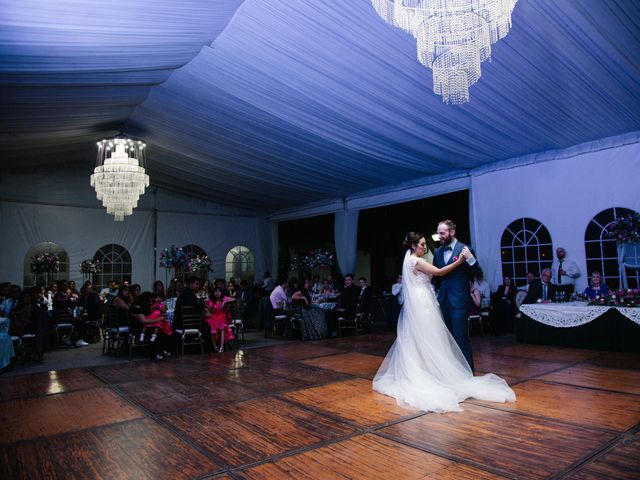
0, 170, 270, 288
156, 211, 269, 284
471, 139, 640, 293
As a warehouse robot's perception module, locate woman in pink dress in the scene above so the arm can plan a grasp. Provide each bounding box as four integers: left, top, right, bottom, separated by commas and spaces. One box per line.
204, 287, 235, 352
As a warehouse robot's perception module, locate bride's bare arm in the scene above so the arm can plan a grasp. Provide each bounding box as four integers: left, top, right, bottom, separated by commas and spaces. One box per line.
415, 254, 466, 276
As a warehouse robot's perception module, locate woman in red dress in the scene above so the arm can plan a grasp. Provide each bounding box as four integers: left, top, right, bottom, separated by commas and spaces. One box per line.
204, 287, 235, 352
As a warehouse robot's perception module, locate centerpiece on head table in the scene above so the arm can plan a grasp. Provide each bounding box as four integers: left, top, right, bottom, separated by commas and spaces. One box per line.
605, 211, 640, 289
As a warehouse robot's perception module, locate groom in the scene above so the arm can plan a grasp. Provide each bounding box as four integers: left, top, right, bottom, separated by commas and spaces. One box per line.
434, 219, 482, 370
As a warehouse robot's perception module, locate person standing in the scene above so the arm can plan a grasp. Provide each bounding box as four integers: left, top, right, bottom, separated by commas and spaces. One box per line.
551, 247, 580, 296
433, 220, 483, 370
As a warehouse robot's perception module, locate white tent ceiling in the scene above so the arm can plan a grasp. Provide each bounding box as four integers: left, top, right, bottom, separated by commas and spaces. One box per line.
2, 0, 640, 212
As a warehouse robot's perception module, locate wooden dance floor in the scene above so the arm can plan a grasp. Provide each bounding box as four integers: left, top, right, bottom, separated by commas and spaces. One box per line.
1, 333, 640, 479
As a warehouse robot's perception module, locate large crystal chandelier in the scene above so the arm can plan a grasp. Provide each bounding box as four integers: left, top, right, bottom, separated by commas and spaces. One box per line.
90, 136, 149, 221
371, 0, 518, 104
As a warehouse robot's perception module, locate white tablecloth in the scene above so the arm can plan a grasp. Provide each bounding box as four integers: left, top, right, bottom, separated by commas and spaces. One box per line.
519, 302, 640, 328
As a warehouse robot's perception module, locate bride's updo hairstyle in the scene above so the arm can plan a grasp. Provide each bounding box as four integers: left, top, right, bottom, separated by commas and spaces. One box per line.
403, 232, 424, 252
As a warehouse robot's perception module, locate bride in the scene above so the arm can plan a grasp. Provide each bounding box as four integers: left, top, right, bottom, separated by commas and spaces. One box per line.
373, 232, 516, 413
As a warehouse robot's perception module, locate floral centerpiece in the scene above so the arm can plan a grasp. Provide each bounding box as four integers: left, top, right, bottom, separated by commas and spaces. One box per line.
31, 253, 60, 274
80, 259, 102, 274
589, 289, 639, 308
605, 212, 640, 244
159, 245, 189, 269
290, 249, 335, 271
187, 253, 213, 273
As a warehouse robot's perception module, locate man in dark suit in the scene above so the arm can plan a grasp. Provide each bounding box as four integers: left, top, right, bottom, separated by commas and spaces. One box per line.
173, 276, 201, 329
524, 268, 557, 304
356, 276, 373, 322
326, 274, 359, 335
433, 220, 482, 370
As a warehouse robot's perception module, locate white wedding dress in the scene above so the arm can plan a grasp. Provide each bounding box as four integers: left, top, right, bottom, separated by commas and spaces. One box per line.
373, 250, 516, 413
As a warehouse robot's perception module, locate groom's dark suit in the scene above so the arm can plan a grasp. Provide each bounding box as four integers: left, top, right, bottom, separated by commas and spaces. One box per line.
433, 240, 482, 370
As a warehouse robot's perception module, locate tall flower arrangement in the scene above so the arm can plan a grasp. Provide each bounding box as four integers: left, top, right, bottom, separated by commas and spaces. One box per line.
606, 212, 640, 244
31, 253, 60, 274
290, 249, 335, 271
80, 259, 102, 274
187, 254, 213, 273
159, 245, 189, 269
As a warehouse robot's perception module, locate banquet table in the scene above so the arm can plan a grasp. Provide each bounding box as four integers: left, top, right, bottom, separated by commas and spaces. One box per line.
298, 303, 333, 340
517, 302, 640, 352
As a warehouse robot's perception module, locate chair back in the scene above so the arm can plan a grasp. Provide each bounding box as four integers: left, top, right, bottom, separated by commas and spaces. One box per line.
180, 305, 202, 330
515, 290, 527, 310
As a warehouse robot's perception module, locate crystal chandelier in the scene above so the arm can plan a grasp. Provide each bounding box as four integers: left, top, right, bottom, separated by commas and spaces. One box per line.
371, 0, 518, 104
90, 136, 149, 221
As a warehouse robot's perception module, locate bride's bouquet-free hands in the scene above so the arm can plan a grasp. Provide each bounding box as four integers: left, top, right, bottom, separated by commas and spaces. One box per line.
457, 247, 472, 263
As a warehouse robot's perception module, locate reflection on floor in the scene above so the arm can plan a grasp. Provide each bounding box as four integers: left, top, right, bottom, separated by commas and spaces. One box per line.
1, 333, 639, 479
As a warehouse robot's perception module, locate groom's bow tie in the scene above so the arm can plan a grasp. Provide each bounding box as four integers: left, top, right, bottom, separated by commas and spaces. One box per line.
444, 246, 453, 251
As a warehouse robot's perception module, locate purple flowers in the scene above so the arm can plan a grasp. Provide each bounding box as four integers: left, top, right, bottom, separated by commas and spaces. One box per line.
605, 213, 640, 244
31, 253, 60, 274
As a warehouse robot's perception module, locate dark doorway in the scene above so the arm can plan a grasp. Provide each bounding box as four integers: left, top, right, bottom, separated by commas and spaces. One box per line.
278, 214, 335, 277
358, 190, 470, 291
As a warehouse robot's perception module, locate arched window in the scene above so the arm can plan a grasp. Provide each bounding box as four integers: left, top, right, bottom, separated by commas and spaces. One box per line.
176, 244, 208, 281
93, 244, 132, 290
23, 242, 69, 288
501, 218, 553, 287
225, 246, 254, 282
585, 207, 638, 290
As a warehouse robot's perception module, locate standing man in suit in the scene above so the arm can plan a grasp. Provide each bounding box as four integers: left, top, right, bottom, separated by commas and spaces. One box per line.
433, 220, 483, 370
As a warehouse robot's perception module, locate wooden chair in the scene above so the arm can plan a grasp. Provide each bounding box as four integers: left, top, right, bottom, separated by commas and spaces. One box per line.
338, 313, 365, 337
288, 305, 303, 338
229, 300, 245, 345
51, 310, 75, 347
102, 306, 129, 355
127, 313, 152, 360
174, 305, 204, 357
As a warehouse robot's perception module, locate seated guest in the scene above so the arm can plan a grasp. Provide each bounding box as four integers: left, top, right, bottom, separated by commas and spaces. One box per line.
78, 285, 101, 323
326, 274, 359, 335
292, 279, 312, 307
269, 278, 288, 311
469, 281, 482, 316
68, 280, 79, 298
130, 292, 172, 360
327, 274, 338, 293
173, 276, 201, 329
11, 289, 50, 357
204, 287, 235, 353
262, 271, 275, 294
521, 272, 536, 292
227, 282, 238, 300
286, 278, 299, 299
108, 280, 120, 302
320, 279, 334, 295
311, 275, 322, 294
0, 284, 21, 318
0, 282, 11, 303
152, 280, 167, 300
213, 278, 228, 295
472, 273, 491, 302
583, 271, 610, 299
524, 268, 557, 304
129, 284, 142, 303
493, 275, 517, 333
356, 277, 373, 320
169, 277, 184, 298
112, 285, 131, 313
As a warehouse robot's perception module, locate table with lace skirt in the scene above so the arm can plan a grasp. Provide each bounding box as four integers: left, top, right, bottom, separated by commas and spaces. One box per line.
517, 302, 640, 352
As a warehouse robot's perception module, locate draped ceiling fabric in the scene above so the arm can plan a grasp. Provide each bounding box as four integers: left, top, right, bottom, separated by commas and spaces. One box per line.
1, 0, 640, 284
1, 0, 639, 213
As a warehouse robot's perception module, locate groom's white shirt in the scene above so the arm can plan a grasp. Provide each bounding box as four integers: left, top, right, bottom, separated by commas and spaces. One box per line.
443, 239, 476, 265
